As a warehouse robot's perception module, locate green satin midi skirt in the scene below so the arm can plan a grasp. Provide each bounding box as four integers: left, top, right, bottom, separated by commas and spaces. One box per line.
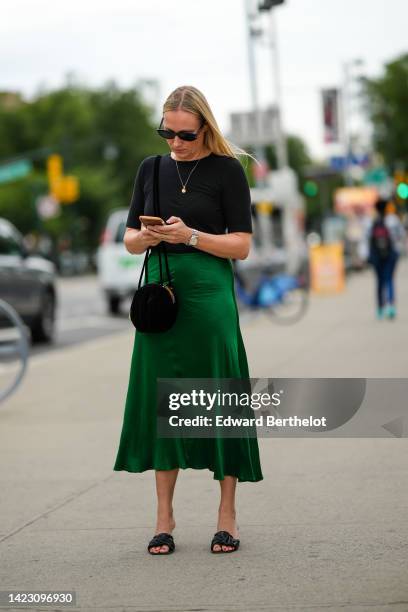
113, 249, 263, 482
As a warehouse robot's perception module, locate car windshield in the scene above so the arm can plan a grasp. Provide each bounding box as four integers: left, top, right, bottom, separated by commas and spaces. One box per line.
115, 221, 126, 243
0, 233, 22, 256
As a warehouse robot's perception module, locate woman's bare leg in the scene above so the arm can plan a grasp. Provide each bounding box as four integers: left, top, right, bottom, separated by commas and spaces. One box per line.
150, 468, 179, 554
213, 475, 239, 552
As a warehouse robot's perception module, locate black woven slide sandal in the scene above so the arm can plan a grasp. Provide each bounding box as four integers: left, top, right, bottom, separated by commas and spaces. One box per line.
147, 532, 175, 555
210, 530, 240, 553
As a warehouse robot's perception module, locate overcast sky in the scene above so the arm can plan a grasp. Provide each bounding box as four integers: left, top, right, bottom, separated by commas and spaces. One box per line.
1, 0, 407, 158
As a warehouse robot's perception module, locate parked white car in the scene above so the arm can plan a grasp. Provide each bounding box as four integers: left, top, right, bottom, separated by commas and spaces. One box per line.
96, 208, 145, 314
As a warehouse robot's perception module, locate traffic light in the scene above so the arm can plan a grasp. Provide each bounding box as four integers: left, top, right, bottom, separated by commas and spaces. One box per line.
303, 180, 319, 198
259, 0, 285, 10
46, 154, 79, 204
59, 176, 80, 203
396, 182, 408, 200
47, 154, 63, 201
394, 171, 408, 201
47, 154, 63, 179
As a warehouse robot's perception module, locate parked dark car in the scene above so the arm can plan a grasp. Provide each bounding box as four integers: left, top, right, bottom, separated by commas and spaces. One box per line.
0, 218, 57, 344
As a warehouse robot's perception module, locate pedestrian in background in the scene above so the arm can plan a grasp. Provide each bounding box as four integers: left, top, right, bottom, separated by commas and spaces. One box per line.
367, 198, 406, 319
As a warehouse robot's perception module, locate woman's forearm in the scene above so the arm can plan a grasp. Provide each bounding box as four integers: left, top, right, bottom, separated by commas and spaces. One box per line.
124, 226, 251, 260
124, 229, 153, 255
124, 230, 143, 254
193, 231, 251, 260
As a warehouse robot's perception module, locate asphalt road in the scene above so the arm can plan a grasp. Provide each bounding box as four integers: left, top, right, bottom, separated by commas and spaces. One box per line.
30, 274, 132, 357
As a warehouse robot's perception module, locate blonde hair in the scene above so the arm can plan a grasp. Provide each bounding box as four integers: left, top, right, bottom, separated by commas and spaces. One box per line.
162, 85, 257, 167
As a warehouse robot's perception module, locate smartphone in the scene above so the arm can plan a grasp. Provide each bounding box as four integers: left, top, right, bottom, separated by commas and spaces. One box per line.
139, 215, 165, 226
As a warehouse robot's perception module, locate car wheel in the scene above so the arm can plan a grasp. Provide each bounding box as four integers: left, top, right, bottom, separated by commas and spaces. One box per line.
108, 294, 121, 315
31, 291, 56, 344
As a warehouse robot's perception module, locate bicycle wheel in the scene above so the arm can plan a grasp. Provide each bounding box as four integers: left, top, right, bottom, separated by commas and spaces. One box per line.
0, 299, 30, 404
264, 274, 309, 325
233, 266, 260, 324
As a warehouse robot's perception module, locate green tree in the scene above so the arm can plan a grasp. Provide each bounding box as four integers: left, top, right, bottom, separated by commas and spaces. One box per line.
265, 134, 312, 184
89, 81, 167, 189
239, 136, 312, 188
0, 174, 43, 232
363, 53, 408, 169
0, 77, 163, 253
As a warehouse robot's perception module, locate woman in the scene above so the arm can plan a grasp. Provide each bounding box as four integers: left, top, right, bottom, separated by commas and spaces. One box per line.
113, 85, 263, 555
367, 198, 406, 319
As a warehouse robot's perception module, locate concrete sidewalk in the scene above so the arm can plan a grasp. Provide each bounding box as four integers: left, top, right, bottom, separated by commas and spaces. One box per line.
243, 255, 408, 378
0, 260, 408, 611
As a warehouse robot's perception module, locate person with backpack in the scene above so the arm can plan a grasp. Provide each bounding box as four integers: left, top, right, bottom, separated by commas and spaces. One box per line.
367, 198, 406, 320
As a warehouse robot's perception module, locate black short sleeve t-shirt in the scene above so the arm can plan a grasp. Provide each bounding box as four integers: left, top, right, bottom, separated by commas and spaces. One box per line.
126, 152, 253, 253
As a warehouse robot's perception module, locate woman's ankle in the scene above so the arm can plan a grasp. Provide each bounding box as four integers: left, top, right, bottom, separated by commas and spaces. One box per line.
218, 506, 236, 517
157, 506, 174, 519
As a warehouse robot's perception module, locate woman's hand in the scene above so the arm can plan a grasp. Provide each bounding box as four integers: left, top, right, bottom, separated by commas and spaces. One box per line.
139, 224, 163, 248
146, 216, 191, 245
123, 226, 162, 254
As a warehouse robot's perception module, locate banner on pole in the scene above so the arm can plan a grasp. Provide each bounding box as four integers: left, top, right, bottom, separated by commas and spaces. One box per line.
321, 89, 340, 144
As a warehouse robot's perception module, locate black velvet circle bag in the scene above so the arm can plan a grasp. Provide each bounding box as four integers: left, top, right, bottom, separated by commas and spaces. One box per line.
129, 155, 178, 333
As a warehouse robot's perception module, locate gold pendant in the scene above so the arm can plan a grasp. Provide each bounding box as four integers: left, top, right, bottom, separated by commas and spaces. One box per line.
181, 187, 186, 193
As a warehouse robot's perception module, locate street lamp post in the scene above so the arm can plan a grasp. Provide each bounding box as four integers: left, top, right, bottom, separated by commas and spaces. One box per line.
259, 0, 288, 169
244, 0, 266, 180
267, 8, 288, 169
342, 58, 365, 186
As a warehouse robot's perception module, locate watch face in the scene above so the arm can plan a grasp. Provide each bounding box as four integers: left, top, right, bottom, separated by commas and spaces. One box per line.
189, 233, 198, 246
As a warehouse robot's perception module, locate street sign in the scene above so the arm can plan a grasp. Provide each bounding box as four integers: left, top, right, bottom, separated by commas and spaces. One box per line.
363, 167, 389, 185
35, 195, 60, 219
0, 160, 32, 184
228, 106, 279, 147
329, 154, 370, 172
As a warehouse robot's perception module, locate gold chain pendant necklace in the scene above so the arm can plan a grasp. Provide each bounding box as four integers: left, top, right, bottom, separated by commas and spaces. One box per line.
175, 158, 201, 193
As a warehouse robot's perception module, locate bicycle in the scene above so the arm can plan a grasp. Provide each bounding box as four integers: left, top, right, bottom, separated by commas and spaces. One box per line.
232, 260, 309, 325
0, 299, 30, 404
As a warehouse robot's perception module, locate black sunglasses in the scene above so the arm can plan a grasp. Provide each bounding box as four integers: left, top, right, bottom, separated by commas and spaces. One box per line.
156, 118, 205, 142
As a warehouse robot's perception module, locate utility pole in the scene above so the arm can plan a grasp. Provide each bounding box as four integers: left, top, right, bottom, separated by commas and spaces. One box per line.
342, 58, 364, 186
244, 0, 266, 177
268, 9, 288, 168
259, 0, 288, 169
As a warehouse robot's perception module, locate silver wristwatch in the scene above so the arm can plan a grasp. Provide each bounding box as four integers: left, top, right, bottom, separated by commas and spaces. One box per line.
187, 229, 199, 247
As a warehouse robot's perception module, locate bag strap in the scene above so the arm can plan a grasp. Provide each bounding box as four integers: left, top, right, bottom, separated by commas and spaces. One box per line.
137, 155, 172, 289
152, 155, 172, 285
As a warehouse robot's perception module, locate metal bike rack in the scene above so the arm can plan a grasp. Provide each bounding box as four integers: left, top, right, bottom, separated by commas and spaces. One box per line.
0, 299, 30, 404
